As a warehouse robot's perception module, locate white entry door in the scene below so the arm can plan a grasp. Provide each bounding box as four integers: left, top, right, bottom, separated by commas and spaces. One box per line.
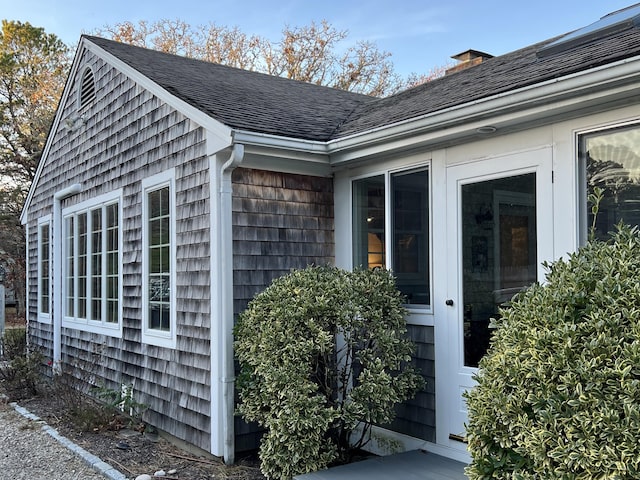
440, 148, 553, 455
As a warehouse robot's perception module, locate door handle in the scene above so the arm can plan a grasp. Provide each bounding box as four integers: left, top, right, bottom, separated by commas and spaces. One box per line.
445, 299, 454, 306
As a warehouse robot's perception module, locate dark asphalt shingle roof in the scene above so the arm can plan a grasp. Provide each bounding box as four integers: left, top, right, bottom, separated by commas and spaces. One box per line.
86, 24, 640, 143
336, 27, 640, 137
86, 35, 375, 142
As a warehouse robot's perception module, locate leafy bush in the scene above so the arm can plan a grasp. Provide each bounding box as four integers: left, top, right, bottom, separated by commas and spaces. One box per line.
465, 224, 640, 478
50, 356, 147, 432
1, 327, 26, 360
235, 266, 424, 480
93, 382, 147, 423
51, 371, 117, 432
0, 349, 44, 400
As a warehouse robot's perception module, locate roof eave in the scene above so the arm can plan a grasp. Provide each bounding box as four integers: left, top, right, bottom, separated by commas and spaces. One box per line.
230, 129, 332, 176
327, 54, 640, 165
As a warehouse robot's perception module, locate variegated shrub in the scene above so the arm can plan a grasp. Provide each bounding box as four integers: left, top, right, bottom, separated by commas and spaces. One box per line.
465, 225, 640, 479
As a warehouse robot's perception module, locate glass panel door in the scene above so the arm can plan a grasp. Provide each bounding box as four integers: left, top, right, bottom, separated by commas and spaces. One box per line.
441, 147, 552, 456
461, 173, 537, 367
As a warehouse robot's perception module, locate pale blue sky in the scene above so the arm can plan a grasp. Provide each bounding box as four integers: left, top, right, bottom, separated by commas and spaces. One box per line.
1, 1, 636, 77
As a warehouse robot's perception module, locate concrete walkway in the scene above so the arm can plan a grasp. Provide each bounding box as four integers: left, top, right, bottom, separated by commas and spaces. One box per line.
294, 450, 467, 480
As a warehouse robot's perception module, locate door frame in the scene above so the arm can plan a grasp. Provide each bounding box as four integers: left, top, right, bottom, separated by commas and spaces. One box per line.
434, 146, 554, 460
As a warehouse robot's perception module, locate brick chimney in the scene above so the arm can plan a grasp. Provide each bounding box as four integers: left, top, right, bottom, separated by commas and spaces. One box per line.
446, 49, 494, 75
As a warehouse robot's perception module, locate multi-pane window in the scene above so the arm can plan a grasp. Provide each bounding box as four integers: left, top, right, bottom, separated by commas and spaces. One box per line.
62, 193, 121, 335
77, 212, 88, 319
580, 123, 640, 241
106, 204, 119, 323
38, 221, 51, 319
91, 208, 102, 321
142, 169, 176, 348
353, 167, 431, 307
65, 216, 75, 317
148, 186, 171, 331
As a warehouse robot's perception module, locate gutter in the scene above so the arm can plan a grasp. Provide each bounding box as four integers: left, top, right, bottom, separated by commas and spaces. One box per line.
209, 141, 244, 465
52, 183, 82, 372
326, 54, 640, 162
220, 55, 640, 167
231, 130, 328, 154
220, 144, 244, 465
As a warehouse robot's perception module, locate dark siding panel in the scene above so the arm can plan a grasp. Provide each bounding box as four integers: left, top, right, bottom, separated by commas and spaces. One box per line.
388, 325, 436, 442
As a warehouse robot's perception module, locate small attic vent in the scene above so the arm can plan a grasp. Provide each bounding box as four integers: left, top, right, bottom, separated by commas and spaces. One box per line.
78, 67, 96, 110
538, 3, 640, 57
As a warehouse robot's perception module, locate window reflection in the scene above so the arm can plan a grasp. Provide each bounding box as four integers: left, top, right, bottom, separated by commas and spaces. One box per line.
582, 124, 640, 240
147, 186, 171, 331
462, 173, 537, 367
353, 168, 430, 306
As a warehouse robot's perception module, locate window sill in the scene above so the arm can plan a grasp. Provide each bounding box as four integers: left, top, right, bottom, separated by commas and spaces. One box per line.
142, 330, 177, 349
62, 318, 122, 337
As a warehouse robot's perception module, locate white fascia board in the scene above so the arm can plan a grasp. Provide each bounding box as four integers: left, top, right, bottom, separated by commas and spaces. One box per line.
328, 54, 640, 165
20, 38, 89, 225
84, 40, 234, 145
231, 130, 331, 175
231, 129, 329, 155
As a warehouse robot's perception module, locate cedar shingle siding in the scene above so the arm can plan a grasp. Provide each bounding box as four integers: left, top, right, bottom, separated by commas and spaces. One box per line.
232, 168, 334, 315
231, 168, 335, 451
391, 325, 436, 442
26, 50, 212, 451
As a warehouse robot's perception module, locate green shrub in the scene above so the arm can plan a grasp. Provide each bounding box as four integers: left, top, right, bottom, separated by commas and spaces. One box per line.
235, 266, 424, 480
0, 349, 44, 400
465, 224, 640, 478
1, 327, 26, 360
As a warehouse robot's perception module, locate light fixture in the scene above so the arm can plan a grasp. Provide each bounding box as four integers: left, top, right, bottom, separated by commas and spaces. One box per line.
64, 114, 86, 132
476, 125, 497, 134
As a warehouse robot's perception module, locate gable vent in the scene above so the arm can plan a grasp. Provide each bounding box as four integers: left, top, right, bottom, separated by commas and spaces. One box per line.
79, 67, 96, 110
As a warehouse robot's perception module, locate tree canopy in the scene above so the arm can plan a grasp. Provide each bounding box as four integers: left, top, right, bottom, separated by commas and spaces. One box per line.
95, 19, 418, 97
0, 20, 70, 312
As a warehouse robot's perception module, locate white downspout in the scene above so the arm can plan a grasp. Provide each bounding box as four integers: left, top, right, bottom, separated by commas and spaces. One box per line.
214, 144, 244, 465
52, 183, 82, 372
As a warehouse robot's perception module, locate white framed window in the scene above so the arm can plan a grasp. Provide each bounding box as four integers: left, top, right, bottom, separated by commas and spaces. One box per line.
579, 121, 640, 243
37, 216, 52, 323
142, 169, 177, 349
62, 190, 122, 336
352, 165, 432, 310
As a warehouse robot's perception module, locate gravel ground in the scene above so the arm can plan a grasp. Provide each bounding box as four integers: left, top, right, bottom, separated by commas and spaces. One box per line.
0, 401, 111, 480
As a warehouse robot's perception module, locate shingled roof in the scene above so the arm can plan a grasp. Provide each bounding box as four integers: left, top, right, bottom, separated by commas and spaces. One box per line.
336, 26, 640, 138
86, 35, 375, 142
86, 19, 640, 143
